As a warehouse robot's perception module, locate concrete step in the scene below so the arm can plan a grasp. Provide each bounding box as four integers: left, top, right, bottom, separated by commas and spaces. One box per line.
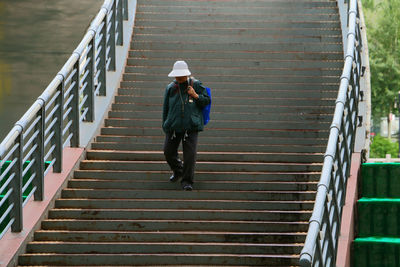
100, 126, 330, 139
133, 26, 341, 36
104, 118, 331, 131
18, 253, 298, 266
139, 0, 337, 8
47, 208, 311, 222
26, 241, 303, 254
113, 95, 335, 107
91, 142, 325, 153
135, 12, 339, 22
119, 82, 339, 93
118, 85, 338, 97
134, 19, 340, 29
131, 40, 343, 53
122, 73, 340, 84
111, 117, 331, 130
60, 189, 317, 201
41, 219, 309, 232
79, 160, 323, 172
54, 199, 314, 211
34, 230, 307, 243
94, 135, 328, 146
126, 57, 343, 69
86, 150, 324, 163
116, 89, 337, 104
111, 102, 335, 114
73, 170, 321, 183
132, 33, 341, 44
108, 109, 334, 123
125, 65, 342, 76
67, 179, 318, 192
137, 5, 338, 14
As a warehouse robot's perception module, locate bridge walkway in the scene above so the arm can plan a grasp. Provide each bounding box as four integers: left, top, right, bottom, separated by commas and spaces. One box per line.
17, 0, 343, 265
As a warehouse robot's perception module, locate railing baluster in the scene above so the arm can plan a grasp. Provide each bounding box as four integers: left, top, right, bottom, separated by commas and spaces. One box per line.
70, 60, 80, 147
85, 39, 95, 122
53, 79, 64, 173
123, 0, 128, 20
116, 0, 124, 45
108, 0, 116, 71
98, 15, 107, 96
9, 129, 23, 232
32, 105, 45, 201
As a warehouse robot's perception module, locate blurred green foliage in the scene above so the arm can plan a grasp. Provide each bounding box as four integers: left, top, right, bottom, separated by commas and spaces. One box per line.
370, 134, 399, 158
362, 0, 400, 122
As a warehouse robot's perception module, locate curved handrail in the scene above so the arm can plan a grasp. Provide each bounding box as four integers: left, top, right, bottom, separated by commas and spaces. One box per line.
299, 0, 365, 266
0, 0, 131, 239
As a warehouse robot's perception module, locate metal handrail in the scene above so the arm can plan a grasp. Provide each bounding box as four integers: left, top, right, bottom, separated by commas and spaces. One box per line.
0, 0, 129, 239
299, 0, 364, 266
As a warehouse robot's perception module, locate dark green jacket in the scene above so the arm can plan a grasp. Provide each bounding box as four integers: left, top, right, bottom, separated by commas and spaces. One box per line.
162, 78, 210, 133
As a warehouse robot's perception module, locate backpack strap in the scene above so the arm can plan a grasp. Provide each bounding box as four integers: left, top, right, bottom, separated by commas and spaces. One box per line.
189, 76, 196, 92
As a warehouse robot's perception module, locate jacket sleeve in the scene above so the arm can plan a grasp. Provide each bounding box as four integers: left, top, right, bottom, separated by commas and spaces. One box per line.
194, 80, 210, 109
162, 85, 170, 125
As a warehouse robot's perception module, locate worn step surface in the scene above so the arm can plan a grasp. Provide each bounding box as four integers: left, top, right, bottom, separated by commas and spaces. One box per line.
19, 0, 341, 266
34, 230, 308, 243
73, 170, 321, 182
54, 199, 315, 210
86, 150, 324, 163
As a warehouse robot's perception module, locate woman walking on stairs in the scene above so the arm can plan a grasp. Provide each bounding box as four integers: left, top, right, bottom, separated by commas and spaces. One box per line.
162, 61, 211, 191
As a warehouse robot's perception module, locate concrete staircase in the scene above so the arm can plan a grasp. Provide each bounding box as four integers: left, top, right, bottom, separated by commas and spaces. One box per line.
18, 0, 342, 265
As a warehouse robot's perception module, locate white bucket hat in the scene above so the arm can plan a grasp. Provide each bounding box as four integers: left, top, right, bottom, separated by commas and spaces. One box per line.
168, 60, 191, 77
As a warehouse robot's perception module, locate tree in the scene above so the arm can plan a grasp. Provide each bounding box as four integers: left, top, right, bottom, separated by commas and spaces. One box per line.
364, 0, 400, 127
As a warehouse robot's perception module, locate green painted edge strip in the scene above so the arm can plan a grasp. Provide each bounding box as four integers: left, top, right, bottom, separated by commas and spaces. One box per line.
363, 163, 400, 166
355, 237, 400, 244
359, 197, 400, 202
0, 195, 28, 198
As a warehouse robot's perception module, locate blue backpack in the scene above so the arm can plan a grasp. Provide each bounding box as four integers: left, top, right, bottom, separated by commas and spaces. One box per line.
202, 87, 211, 125
190, 78, 211, 125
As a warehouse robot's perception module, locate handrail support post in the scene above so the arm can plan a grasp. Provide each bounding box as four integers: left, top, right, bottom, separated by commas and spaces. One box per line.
70, 60, 80, 147
10, 128, 23, 232
32, 105, 45, 201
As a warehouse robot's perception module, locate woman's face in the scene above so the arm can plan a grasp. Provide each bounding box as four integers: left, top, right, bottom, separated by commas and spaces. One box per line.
175, 76, 188, 83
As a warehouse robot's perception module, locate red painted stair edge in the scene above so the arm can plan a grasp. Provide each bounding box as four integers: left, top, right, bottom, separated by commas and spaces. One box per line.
336, 152, 362, 267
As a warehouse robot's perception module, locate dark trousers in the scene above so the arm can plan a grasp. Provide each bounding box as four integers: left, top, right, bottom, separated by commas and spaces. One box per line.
163, 131, 198, 185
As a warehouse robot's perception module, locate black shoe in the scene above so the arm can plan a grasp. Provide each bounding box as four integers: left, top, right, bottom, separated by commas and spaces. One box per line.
169, 173, 182, 182
183, 184, 193, 191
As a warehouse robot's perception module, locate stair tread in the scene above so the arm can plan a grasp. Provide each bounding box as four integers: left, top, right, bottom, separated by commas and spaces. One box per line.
81, 159, 323, 164
87, 150, 324, 155
35, 229, 308, 235
20, 252, 299, 256
50, 208, 312, 213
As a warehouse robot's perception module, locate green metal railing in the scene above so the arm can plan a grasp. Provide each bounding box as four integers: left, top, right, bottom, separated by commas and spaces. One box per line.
299, 0, 366, 266
0, 0, 131, 239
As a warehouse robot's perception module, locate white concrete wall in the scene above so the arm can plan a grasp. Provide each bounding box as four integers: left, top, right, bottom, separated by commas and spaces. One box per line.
80, 0, 137, 148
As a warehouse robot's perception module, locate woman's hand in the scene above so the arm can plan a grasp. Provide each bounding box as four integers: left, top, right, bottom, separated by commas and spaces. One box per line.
187, 86, 199, 99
